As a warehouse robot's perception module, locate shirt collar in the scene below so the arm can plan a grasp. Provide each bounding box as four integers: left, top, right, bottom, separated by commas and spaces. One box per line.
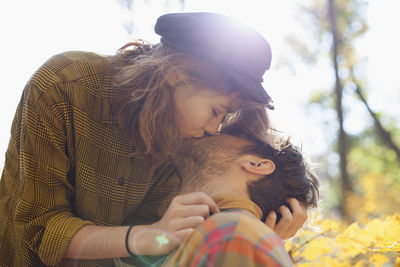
211, 194, 263, 220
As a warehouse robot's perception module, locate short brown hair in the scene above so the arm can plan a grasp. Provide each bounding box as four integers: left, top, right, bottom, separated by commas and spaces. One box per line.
113, 42, 271, 162
221, 125, 319, 221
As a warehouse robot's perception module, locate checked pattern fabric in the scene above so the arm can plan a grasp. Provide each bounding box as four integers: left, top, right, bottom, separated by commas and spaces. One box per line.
0, 51, 180, 267
161, 195, 293, 267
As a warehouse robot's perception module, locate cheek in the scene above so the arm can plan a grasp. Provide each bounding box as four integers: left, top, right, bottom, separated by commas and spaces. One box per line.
181, 108, 210, 130
175, 101, 211, 136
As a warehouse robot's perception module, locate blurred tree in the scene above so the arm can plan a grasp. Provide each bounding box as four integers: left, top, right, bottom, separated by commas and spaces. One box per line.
116, 0, 186, 35
286, 0, 400, 221
350, 72, 400, 162
327, 0, 352, 221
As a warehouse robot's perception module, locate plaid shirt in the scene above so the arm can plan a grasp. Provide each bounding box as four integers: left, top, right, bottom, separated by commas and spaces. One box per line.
116, 195, 293, 267
0, 51, 181, 266
160, 194, 293, 267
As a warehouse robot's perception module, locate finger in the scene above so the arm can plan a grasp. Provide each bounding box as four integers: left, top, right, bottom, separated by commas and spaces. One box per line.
171, 216, 205, 231
168, 204, 210, 218
175, 192, 220, 214
286, 198, 308, 234
287, 198, 307, 223
180, 204, 212, 218
274, 205, 293, 239
264, 211, 277, 229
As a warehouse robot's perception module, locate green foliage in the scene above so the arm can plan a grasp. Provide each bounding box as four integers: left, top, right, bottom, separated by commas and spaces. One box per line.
286, 1, 400, 264
290, 0, 400, 209
309, 89, 331, 105
349, 127, 400, 186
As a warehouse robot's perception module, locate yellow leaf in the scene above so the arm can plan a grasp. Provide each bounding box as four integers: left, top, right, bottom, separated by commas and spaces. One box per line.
334, 223, 370, 259
369, 253, 389, 267
354, 260, 366, 267
317, 219, 341, 232
296, 264, 313, 267
284, 239, 294, 251
301, 238, 332, 261
319, 256, 351, 267
395, 253, 400, 267
368, 214, 400, 251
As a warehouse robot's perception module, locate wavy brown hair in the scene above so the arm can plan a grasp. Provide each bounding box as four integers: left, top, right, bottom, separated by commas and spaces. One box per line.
113, 42, 271, 162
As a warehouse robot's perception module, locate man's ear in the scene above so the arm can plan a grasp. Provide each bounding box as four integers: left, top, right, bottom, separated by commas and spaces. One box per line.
239, 156, 275, 175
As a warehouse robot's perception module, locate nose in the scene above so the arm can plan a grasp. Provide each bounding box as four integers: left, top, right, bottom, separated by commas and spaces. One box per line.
204, 118, 221, 136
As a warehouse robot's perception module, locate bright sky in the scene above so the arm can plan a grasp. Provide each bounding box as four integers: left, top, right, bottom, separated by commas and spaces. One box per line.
0, 0, 399, 169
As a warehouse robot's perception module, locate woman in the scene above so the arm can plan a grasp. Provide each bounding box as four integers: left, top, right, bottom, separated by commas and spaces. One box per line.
0, 12, 306, 266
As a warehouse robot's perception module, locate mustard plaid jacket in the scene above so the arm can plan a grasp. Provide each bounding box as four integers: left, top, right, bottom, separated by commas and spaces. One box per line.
0, 51, 181, 266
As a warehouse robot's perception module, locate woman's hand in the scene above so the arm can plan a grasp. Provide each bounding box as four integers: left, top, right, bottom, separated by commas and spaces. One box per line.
129, 192, 219, 255
264, 198, 307, 240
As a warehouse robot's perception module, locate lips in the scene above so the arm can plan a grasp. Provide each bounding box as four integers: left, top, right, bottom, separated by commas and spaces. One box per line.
190, 132, 206, 139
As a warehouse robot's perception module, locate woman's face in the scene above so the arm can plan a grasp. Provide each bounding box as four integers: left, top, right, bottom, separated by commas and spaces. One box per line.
174, 84, 237, 139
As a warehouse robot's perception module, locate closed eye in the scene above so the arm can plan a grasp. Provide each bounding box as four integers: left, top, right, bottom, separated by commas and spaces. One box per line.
212, 109, 218, 117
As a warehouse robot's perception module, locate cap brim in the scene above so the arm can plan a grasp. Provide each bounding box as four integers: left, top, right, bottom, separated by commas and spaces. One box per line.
220, 68, 274, 110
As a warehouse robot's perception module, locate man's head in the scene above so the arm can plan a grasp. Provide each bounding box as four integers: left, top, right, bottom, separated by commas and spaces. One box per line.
171, 127, 319, 220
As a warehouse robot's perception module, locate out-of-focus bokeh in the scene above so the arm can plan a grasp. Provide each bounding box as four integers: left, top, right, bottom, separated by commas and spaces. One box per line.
1, 0, 399, 265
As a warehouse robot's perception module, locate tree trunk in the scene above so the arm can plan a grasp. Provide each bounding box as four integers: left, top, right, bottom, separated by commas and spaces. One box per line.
349, 72, 400, 163
328, 0, 352, 221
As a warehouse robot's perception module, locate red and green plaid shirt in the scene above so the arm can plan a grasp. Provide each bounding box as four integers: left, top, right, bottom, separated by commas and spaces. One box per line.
116, 195, 292, 267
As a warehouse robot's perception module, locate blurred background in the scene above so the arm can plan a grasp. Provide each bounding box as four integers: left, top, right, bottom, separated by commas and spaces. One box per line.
1, 0, 399, 264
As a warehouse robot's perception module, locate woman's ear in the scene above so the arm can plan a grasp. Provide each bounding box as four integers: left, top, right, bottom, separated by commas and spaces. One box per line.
165, 67, 186, 88
239, 156, 275, 175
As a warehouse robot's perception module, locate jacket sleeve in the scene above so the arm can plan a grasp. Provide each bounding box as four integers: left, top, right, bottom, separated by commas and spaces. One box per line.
14, 61, 94, 266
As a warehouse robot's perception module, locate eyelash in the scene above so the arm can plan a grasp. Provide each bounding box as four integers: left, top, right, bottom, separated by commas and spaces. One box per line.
212, 109, 218, 117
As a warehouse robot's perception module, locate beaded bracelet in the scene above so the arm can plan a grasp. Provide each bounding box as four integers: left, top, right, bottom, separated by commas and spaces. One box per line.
125, 225, 135, 257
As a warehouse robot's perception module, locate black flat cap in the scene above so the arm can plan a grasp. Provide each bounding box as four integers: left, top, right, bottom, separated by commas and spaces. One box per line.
154, 12, 274, 109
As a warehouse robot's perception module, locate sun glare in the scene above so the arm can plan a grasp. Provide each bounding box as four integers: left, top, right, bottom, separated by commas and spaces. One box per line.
0, 0, 399, 167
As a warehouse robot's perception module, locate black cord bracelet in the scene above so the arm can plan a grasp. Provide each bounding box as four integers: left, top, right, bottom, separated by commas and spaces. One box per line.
125, 225, 135, 257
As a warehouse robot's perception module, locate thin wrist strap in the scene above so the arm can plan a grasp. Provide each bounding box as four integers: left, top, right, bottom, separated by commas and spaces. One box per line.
125, 225, 135, 257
